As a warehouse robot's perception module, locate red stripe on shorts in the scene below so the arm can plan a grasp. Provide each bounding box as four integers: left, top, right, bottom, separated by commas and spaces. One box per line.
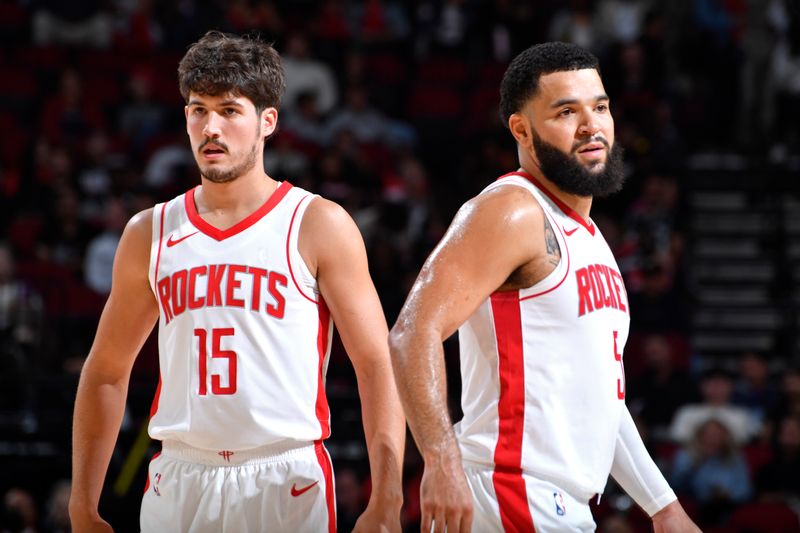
314, 440, 337, 533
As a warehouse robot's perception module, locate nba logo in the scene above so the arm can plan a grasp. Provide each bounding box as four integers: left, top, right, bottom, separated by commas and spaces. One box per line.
553, 491, 566, 516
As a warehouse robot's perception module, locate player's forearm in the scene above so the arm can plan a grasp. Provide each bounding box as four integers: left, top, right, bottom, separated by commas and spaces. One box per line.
362, 431, 404, 508
610, 407, 676, 516
388, 325, 461, 464
356, 359, 405, 507
70, 366, 129, 516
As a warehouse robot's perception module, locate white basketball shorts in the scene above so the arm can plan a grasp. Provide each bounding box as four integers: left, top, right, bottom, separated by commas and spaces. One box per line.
464, 462, 596, 532
141, 440, 336, 533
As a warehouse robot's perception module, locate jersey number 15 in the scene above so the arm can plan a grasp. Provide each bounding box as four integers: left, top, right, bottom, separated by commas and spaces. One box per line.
195, 327, 237, 395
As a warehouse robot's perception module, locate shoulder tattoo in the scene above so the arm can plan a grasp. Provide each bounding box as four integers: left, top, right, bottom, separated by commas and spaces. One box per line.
543, 216, 561, 267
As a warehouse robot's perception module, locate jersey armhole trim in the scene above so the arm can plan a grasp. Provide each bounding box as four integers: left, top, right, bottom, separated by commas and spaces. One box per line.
152, 202, 167, 292
287, 194, 319, 304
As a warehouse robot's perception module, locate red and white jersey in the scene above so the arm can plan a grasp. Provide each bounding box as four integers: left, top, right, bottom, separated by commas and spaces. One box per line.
146, 182, 333, 451
455, 171, 630, 498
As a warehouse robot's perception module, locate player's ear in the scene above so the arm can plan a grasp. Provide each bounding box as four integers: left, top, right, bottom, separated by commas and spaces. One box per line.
261, 107, 278, 139
508, 112, 532, 149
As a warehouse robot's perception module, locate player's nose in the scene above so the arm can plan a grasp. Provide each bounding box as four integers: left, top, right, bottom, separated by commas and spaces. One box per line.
577, 119, 601, 137
203, 111, 223, 137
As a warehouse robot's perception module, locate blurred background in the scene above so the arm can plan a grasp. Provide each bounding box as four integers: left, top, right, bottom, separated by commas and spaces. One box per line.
0, 0, 799, 531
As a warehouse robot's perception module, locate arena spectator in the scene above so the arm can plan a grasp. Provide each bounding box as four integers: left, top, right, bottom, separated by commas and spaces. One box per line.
671, 418, 753, 524
628, 333, 696, 438
756, 414, 800, 497
281, 32, 339, 116
733, 352, 782, 425
83, 196, 127, 295
670, 367, 761, 445
39, 69, 106, 147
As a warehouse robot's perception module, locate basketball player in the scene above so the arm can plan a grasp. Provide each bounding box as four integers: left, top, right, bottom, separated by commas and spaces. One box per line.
69, 32, 404, 532
388, 42, 700, 533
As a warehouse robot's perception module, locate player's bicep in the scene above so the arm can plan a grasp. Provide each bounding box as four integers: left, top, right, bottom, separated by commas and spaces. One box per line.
301, 200, 389, 358
84, 210, 159, 381
399, 188, 542, 340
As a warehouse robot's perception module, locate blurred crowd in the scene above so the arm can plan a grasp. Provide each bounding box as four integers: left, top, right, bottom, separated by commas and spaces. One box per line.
1, 0, 799, 532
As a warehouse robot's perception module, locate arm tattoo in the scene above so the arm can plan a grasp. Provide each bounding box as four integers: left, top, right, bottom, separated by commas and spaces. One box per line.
543, 216, 561, 267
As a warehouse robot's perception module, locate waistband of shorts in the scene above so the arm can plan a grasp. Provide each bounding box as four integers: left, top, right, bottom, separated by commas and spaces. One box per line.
461, 458, 597, 502
158, 439, 322, 466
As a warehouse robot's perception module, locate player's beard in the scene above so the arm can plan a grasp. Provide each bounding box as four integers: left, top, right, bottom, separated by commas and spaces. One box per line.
199, 123, 262, 184
532, 129, 626, 198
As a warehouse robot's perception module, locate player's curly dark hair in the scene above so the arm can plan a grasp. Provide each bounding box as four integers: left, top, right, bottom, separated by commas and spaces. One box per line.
499, 42, 600, 128
178, 31, 285, 113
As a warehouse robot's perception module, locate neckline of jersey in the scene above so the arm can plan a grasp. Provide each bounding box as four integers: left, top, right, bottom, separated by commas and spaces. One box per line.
499, 170, 596, 236
184, 181, 294, 241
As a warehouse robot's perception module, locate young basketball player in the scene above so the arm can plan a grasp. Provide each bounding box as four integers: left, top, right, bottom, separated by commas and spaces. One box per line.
70, 31, 404, 532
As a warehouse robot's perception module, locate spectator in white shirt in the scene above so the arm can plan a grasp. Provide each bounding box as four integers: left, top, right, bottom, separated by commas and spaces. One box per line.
281, 32, 338, 116
670, 367, 760, 445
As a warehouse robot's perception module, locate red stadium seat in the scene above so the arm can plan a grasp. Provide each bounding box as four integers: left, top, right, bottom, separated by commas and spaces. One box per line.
415, 56, 467, 85
3, 69, 38, 98
364, 52, 407, 85
728, 502, 800, 533
407, 84, 463, 120
84, 75, 122, 107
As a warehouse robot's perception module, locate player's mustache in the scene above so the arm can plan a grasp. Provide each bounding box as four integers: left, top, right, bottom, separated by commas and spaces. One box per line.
572, 136, 609, 153
199, 139, 229, 153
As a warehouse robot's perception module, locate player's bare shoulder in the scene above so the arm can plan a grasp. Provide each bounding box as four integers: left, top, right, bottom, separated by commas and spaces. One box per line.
470, 183, 561, 291
128, 207, 155, 233
454, 183, 548, 255
116, 207, 156, 274
125, 207, 155, 245
469, 182, 545, 226
297, 197, 365, 277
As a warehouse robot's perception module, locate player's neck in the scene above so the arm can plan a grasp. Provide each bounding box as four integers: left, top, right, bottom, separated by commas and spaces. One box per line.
519, 165, 593, 222
195, 168, 280, 221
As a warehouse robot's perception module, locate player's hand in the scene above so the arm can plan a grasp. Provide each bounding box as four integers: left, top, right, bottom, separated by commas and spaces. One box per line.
420, 456, 473, 533
651, 501, 701, 533
352, 499, 402, 533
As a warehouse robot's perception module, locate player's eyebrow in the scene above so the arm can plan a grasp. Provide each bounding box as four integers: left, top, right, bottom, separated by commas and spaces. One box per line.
550, 94, 609, 108
187, 99, 245, 107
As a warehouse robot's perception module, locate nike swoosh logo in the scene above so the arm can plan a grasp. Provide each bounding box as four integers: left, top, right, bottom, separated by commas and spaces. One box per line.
290, 481, 319, 497
563, 227, 579, 236
166, 231, 199, 247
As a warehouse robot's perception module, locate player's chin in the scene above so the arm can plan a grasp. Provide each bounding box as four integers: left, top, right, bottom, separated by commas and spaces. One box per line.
199, 161, 225, 175
583, 161, 607, 174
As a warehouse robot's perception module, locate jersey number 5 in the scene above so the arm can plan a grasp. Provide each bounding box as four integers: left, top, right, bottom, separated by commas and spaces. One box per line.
613, 330, 625, 399
195, 327, 237, 395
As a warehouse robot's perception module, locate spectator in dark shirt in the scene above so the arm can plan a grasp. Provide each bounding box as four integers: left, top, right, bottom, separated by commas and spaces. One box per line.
628, 333, 696, 438
732, 351, 781, 426
757, 414, 800, 497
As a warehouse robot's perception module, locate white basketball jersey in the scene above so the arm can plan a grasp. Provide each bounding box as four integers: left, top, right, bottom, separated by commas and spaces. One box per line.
455, 171, 630, 499
147, 182, 333, 451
